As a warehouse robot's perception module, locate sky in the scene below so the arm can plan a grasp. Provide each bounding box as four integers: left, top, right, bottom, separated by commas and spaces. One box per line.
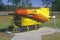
30, 0, 43, 7
2, 0, 43, 7
2, 0, 53, 7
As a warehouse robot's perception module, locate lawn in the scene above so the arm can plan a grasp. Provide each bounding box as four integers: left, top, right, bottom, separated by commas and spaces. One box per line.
0, 16, 11, 29
0, 32, 13, 40
42, 33, 60, 40
40, 14, 60, 28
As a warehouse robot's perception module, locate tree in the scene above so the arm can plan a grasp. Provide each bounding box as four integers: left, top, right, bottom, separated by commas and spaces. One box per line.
20, 0, 32, 8
25, 0, 32, 7
41, 0, 60, 11
7, 0, 22, 11
8, 0, 32, 9
0, 0, 4, 11
0, 0, 2, 8
41, 0, 55, 7
52, 0, 60, 11
8, 0, 21, 6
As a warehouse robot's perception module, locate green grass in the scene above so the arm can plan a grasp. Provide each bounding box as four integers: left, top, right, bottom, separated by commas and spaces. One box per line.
40, 14, 60, 28
41, 20, 60, 28
0, 16, 11, 29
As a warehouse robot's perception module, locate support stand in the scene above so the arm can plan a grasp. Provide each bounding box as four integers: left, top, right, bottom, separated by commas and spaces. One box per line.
52, 16, 57, 28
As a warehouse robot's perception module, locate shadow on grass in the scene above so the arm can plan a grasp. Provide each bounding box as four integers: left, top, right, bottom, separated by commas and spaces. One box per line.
0, 26, 13, 32
0, 25, 42, 33
0, 28, 7, 32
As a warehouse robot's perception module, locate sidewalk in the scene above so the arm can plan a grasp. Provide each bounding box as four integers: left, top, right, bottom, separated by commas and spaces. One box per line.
11, 27, 56, 40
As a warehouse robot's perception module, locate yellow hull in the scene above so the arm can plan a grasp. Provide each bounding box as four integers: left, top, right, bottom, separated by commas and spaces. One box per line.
21, 8, 50, 26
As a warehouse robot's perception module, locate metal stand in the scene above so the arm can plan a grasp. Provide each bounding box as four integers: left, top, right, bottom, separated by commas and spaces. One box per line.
52, 16, 57, 28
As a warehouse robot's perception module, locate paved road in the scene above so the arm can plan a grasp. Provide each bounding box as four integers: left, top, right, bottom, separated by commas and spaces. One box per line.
0, 12, 14, 15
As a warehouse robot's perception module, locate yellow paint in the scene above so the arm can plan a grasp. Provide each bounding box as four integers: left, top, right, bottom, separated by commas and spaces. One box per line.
21, 8, 50, 26
21, 17, 41, 26
36, 8, 50, 19
27, 8, 50, 19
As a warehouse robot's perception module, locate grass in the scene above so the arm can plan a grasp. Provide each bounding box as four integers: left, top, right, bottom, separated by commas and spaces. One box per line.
0, 16, 11, 29
0, 32, 13, 40
40, 14, 60, 28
